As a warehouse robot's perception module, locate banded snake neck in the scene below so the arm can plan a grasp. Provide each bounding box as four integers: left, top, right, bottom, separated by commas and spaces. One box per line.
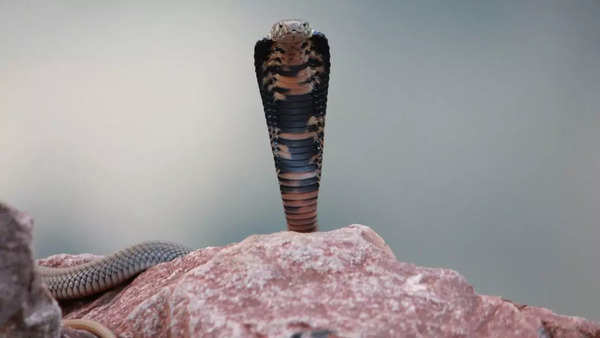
34, 19, 330, 337
254, 19, 331, 233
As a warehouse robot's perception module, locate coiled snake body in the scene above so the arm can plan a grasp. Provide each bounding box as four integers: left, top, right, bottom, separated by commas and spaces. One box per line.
36, 19, 330, 337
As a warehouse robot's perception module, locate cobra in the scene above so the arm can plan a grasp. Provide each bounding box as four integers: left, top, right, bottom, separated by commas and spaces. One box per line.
35, 19, 330, 336
255, 19, 331, 233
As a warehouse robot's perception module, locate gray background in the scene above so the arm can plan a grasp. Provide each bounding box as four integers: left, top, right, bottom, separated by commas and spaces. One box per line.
1, 1, 599, 321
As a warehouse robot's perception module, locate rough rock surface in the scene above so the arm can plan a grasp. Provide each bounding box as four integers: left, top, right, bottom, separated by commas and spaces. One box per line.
37, 225, 599, 338
0, 202, 62, 338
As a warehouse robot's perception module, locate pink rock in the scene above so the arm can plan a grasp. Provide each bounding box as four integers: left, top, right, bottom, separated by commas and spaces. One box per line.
38, 225, 599, 337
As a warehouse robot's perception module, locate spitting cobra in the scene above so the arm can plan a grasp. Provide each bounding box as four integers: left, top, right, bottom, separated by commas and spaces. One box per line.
255, 19, 331, 233
35, 19, 330, 336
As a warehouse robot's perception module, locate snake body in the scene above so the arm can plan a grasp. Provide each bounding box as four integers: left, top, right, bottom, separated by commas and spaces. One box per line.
254, 20, 331, 233
38, 241, 191, 299
35, 19, 330, 337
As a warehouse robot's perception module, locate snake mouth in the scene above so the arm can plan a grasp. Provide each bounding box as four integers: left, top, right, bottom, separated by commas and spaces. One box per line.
278, 34, 308, 43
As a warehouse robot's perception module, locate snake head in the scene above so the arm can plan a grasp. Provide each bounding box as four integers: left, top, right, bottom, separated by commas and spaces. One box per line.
268, 19, 313, 42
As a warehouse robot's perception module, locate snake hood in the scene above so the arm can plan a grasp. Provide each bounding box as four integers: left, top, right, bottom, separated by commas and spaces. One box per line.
254, 20, 331, 233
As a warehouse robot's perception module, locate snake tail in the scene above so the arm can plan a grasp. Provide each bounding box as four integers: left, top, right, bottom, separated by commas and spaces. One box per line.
254, 20, 331, 233
62, 319, 116, 338
37, 241, 191, 300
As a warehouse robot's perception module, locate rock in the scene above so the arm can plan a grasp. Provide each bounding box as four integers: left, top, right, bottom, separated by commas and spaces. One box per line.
37, 225, 599, 337
0, 202, 62, 338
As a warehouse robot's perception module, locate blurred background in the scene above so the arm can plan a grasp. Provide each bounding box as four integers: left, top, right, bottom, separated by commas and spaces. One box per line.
1, 1, 599, 321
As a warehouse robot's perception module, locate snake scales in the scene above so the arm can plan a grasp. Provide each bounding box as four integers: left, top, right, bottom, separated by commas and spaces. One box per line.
36, 19, 330, 336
